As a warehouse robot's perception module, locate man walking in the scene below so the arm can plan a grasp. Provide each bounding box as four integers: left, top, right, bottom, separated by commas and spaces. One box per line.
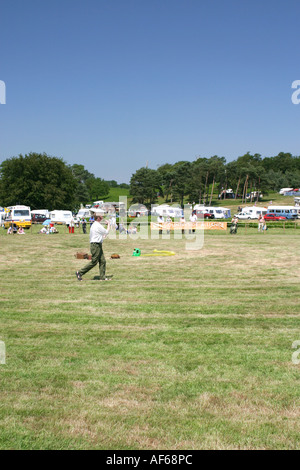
76, 211, 111, 281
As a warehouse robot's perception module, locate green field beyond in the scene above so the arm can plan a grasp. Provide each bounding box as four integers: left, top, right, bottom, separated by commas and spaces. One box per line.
0, 228, 299, 449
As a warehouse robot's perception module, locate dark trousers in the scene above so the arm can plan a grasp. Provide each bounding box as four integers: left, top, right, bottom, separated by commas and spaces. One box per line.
79, 242, 106, 279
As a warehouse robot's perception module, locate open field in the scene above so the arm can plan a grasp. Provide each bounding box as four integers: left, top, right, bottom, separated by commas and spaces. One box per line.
0, 227, 299, 449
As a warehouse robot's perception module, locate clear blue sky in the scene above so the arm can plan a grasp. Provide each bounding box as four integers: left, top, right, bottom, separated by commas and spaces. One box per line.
1, 0, 300, 183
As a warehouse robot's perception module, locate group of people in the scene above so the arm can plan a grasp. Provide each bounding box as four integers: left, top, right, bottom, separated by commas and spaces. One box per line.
39, 225, 59, 234
157, 212, 197, 235
230, 213, 267, 234
74, 209, 271, 283
7, 224, 25, 235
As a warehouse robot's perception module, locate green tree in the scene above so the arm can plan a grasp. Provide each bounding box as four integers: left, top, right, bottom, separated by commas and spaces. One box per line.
70, 164, 94, 207
86, 177, 110, 201
0, 152, 77, 210
129, 167, 162, 205
105, 180, 118, 188
172, 161, 192, 206
157, 163, 176, 202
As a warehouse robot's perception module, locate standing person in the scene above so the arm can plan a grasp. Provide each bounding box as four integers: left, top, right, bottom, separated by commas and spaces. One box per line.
258, 214, 264, 232
82, 217, 87, 234
157, 214, 164, 235
166, 216, 172, 234
89, 215, 95, 229
230, 215, 238, 234
69, 216, 75, 233
76, 212, 111, 281
110, 213, 117, 230
262, 215, 267, 233
189, 210, 197, 234
180, 214, 185, 235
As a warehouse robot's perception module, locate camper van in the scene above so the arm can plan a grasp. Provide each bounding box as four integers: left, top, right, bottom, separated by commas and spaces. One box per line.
4, 205, 32, 229
194, 205, 231, 219
235, 206, 268, 220
50, 210, 73, 225
266, 205, 298, 219
76, 208, 91, 219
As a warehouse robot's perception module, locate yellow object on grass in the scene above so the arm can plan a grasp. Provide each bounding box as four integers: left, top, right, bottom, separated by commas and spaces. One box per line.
142, 249, 176, 257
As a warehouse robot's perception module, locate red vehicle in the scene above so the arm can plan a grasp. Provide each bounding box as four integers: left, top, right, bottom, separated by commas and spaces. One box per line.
196, 211, 214, 219
31, 213, 48, 224
264, 213, 286, 221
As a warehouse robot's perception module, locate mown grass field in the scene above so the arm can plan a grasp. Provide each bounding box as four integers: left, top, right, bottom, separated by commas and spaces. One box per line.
0, 225, 299, 450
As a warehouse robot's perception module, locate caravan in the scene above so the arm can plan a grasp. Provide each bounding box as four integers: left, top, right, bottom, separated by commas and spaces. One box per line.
50, 210, 73, 225
76, 208, 91, 219
194, 205, 231, 219
152, 204, 183, 218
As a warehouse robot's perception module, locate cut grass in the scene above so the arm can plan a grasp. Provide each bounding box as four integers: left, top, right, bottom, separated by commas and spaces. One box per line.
0, 228, 299, 449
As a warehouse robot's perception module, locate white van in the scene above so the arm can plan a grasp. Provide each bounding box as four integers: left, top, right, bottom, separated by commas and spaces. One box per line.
235, 206, 267, 219
50, 210, 73, 225
4, 205, 32, 229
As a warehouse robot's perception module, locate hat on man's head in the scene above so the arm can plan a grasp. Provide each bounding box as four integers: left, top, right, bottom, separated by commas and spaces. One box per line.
94, 210, 105, 217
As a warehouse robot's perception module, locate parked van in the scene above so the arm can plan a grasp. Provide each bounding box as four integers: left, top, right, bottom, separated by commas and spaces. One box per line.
31, 209, 50, 218
235, 206, 268, 219
50, 210, 73, 225
266, 205, 298, 219
4, 205, 32, 229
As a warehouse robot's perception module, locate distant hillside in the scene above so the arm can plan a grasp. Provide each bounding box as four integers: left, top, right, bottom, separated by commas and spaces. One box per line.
104, 186, 131, 202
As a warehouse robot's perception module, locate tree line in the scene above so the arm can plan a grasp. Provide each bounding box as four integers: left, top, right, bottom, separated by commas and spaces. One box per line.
0, 152, 129, 211
129, 152, 300, 206
0, 151, 299, 210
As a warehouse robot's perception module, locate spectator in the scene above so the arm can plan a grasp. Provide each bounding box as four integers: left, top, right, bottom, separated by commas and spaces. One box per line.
157, 214, 164, 235
230, 216, 238, 234
82, 217, 87, 234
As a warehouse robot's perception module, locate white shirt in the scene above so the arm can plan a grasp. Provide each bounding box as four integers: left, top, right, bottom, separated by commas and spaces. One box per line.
89, 220, 109, 244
